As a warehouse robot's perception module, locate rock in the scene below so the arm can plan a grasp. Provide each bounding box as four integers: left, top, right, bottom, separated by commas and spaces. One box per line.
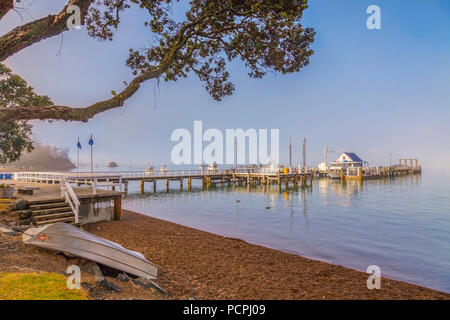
84, 262, 105, 281
108, 161, 119, 168
100, 279, 121, 292
10, 226, 22, 232
19, 218, 32, 226
116, 273, 129, 282
92, 265, 105, 282
14, 200, 27, 211
132, 277, 169, 296
188, 294, 200, 300
19, 210, 33, 220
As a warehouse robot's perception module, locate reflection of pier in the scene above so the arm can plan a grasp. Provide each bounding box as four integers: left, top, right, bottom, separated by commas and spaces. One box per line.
14, 168, 313, 195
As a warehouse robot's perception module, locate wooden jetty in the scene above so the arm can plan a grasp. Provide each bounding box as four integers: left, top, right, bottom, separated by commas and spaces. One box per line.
3, 158, 420, 225
13, 168, 313, 195
342, 159, 421, 181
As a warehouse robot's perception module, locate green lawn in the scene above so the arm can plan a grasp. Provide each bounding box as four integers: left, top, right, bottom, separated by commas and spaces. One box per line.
0, 272, 88, 300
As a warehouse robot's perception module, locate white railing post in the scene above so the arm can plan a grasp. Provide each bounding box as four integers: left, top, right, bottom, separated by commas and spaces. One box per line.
60, 177, 80, 224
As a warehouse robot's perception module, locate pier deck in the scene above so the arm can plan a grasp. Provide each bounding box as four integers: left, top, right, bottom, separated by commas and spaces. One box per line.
12, 169, 313, 194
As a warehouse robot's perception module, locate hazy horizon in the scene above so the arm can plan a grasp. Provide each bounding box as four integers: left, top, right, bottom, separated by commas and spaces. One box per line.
1, 0, 449, 169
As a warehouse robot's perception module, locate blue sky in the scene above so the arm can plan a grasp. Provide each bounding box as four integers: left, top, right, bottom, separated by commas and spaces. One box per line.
1, 0, 449, 168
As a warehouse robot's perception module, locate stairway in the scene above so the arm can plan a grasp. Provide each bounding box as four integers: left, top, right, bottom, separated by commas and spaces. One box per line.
29, 199, 76, 226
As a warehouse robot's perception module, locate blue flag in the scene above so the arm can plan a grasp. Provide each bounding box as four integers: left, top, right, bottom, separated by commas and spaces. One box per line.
88, 134, 94, 146
77, 137, 82, 149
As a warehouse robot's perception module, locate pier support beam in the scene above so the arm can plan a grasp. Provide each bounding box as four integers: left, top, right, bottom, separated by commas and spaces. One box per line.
165, 179, 169, 192
113, 195, 122, 221
187, 178, 192, 191
153, 180, 157, 193
180, 178, 183, 191
139, 181, 144, 194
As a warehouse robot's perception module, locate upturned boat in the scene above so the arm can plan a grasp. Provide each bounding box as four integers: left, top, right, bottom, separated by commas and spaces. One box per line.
23, 223, 158, 279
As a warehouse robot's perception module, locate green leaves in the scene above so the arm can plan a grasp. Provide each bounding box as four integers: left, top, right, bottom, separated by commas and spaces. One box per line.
123, 0, 314, 101
0, 64, 52, 163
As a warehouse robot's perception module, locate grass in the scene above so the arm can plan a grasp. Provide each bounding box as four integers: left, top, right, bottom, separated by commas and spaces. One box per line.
0, 272, 88, 300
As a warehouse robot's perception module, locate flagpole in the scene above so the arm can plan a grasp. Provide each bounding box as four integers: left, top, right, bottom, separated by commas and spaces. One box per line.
90, 141, 93, 174
89, 134, 93, 174
289, 136, 292, 170
77, 137, 80, 171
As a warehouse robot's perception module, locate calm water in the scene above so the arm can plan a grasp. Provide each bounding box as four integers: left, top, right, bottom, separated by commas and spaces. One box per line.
122, 169, 450, 293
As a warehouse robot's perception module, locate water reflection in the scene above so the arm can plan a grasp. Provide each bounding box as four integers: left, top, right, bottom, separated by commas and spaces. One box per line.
123, 172, 447, 293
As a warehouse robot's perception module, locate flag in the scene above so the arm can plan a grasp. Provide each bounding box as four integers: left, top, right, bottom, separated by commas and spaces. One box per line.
77, 137, 82, 149
88, 134, 94, 146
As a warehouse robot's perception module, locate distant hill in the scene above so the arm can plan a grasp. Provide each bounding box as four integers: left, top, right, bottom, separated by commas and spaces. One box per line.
4, 143, 75, 170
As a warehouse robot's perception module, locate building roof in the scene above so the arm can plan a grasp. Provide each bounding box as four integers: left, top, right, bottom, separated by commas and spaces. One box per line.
342, 152, 364, 162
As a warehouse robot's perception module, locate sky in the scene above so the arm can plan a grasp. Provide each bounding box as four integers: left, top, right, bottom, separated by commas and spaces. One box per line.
1, 0, 449, 168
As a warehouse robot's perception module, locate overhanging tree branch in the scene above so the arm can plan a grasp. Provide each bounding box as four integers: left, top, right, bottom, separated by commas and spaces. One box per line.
0, 0, 13, 20
0, 0, 314, 124
0, 0, 93, 62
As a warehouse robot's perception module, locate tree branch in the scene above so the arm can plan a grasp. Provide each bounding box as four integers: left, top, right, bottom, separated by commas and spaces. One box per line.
0, 0, 13, 20
0, 0, 93, 62
0, 14, 201, 123
0, 67, 156, 122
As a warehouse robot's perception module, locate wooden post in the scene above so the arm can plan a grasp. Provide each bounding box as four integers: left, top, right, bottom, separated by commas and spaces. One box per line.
180, 178, 183, 191
166, 179, 169, 192
187, 178, 192, 191
153, 180, 157, 193
124, 181, 128, 195
113, 195, 122, 221
140, 180, 144, 194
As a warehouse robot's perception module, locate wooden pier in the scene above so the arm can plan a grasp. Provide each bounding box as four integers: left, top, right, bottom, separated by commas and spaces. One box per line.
13, 168, 313, 195
11, 158, 421, 194
343, 159, 421, 181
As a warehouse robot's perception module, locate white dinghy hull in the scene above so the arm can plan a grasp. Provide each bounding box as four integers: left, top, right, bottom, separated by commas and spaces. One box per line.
23, 223, 157, 279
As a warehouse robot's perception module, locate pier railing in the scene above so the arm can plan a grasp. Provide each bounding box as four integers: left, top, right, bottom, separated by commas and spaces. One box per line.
14, 170, 236, 184
60, 177, 80, 224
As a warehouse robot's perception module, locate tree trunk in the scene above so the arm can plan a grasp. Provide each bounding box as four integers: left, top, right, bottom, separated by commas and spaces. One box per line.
0, 0, 13, 20
0, 0, 92, 62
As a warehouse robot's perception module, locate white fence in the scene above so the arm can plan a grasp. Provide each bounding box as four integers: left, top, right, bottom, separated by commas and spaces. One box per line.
60, 177, 80, 223
15, 172, 122, 194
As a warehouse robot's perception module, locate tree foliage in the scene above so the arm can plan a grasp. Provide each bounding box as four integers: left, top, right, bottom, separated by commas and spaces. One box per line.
0, 0, 315, 123
0, 64, 52, 163
0, 0, 315, 162
7, 142, 76, 170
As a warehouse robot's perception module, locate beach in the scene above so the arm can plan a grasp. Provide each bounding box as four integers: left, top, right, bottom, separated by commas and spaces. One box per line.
86, 210, 449, 300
